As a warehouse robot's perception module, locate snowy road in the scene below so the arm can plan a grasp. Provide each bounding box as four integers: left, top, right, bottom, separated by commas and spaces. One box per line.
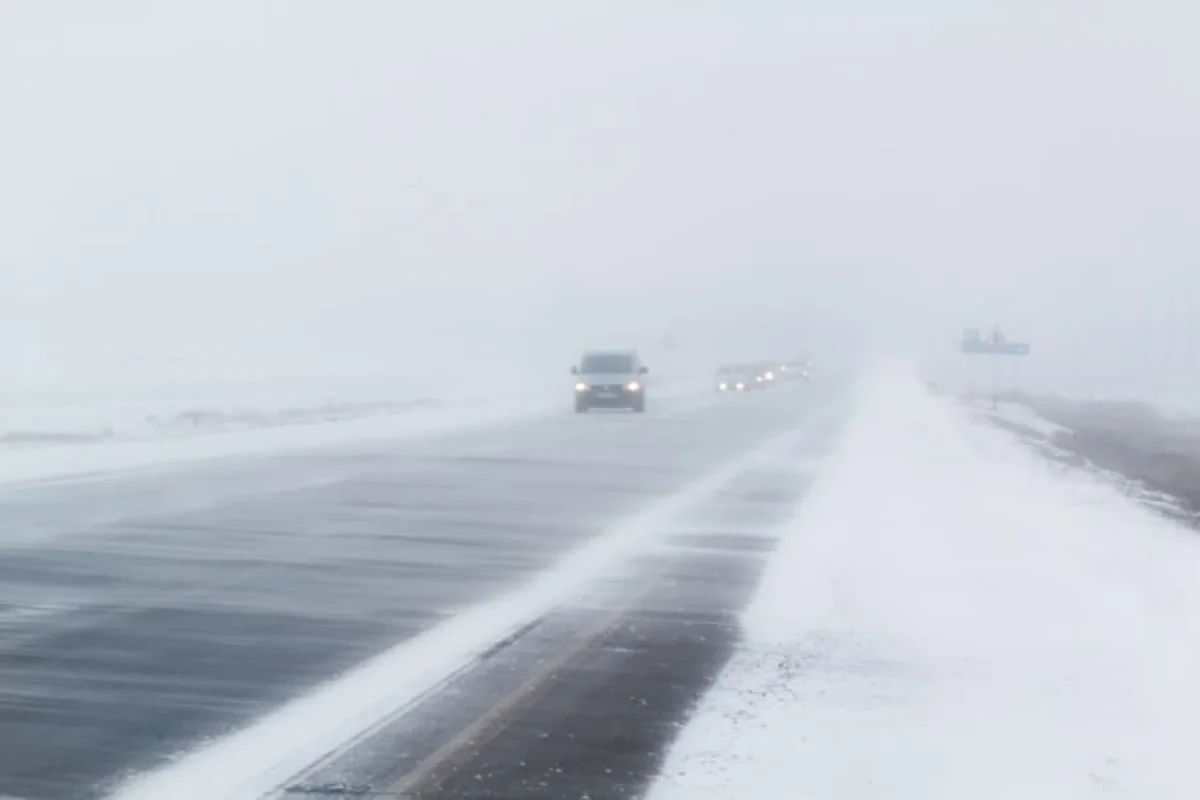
0, 383, 845, 800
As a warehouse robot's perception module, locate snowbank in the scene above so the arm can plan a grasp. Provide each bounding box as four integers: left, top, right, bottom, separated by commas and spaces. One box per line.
0, 356, 558, 448
0, 398, 555, 488
650, 361, 1200, 800
0, 369, 550, 486
0, 346, 715, 448
0, 381, 446, 446
975, 399, 1069, 438
0, 349, 720, 485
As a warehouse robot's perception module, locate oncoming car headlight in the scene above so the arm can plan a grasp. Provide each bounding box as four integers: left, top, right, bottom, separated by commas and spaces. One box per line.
735, 382, 745, 390
626, 381, 641, 392
574, 382, 588, 392
718, 382, 728, 390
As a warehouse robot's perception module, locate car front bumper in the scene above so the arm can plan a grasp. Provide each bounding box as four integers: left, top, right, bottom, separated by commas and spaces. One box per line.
578, 386, 642, 406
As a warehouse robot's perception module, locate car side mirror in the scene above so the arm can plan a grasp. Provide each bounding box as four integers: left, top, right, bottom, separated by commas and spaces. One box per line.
639, 366, 649, 375
571, 366, 579, 375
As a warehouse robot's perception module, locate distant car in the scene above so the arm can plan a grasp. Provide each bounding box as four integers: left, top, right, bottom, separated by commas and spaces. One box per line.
780, 359, 811, 381
571, 350, 648, 413
752, 362, 779, 385
715, 364, 765, 392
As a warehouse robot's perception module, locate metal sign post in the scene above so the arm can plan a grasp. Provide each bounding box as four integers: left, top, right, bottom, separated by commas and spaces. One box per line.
991, 350, 998, 409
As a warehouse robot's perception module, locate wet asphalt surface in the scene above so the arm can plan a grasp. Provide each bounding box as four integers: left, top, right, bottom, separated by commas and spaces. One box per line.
0, 381, 846, 800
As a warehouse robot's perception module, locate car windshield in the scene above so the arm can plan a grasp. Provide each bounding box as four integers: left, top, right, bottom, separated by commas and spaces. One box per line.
581, 354, 634, 373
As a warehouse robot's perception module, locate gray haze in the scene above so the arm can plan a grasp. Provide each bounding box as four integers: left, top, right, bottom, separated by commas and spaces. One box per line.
2, 2, 1197, 396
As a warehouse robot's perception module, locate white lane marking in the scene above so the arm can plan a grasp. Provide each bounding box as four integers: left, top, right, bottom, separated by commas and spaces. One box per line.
108, 412, 828, 800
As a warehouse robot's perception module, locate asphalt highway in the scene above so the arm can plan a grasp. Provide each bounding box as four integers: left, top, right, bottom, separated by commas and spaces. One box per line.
0, 382, 847, 800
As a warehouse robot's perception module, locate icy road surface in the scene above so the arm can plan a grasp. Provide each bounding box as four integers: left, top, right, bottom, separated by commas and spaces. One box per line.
0, 382, 842, 800
650, 365, 1200, 800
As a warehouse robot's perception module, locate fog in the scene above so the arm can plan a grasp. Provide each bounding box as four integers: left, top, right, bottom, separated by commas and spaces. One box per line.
3, 2, 1198, 398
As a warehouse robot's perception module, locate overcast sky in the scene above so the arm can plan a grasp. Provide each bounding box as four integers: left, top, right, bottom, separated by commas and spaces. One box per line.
2, 2, 1197, 392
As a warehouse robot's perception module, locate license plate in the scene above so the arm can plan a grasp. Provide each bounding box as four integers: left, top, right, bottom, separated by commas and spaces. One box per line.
595, 391, 618, 399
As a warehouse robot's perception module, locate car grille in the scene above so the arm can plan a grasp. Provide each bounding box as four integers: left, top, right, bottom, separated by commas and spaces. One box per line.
592, 384, 625, 392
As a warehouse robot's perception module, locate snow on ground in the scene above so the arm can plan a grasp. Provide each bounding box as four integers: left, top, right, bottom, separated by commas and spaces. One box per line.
0, 398, 553, 489
0, 371, 551, 486
0, 348, 714, 485
0, 377, 453, 445
977, 399, 1069, 438
0, 352, 716, 447
650, 362, 1200, 800
0, 356, 559, 448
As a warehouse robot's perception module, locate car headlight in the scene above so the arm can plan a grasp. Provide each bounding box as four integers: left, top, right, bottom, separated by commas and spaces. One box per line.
718, 382, 728, 390
574, 382, 588, 392
765, 371, 774, 380
755, 375, 763, 382
735, 382, 745, 390
626, 381, 641, 392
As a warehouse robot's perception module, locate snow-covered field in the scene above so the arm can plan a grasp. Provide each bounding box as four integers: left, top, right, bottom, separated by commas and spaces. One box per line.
651, 362, 1200, 799
0, 367, 544, 486
0, 348, 717, 485
0, 376, 463, 444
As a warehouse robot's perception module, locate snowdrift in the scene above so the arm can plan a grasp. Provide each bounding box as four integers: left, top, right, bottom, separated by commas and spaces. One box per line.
651, 361, 1200, 800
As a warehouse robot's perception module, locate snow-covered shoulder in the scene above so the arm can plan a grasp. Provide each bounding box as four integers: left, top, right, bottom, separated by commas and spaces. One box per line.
649, 361, 1200, 800
979, 398, 1069, 437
